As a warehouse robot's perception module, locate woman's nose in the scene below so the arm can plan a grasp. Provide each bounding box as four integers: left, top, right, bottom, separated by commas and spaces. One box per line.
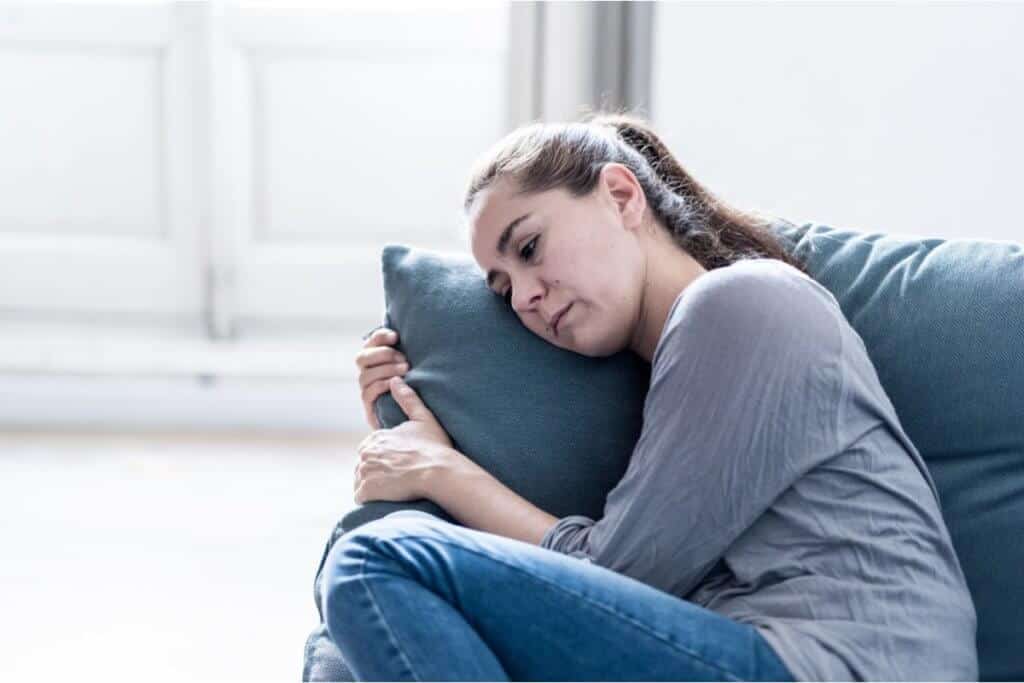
510, 278, 544, 313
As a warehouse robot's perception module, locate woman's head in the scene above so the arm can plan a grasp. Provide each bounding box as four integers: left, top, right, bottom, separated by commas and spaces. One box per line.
464, 113, 804, 358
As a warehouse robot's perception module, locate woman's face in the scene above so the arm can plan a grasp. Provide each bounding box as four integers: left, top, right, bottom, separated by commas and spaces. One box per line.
467, 169, 647, 357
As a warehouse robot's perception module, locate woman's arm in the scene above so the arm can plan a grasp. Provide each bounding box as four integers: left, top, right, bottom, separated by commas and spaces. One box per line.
539, 263, 845, 598
422, 449, 559, 546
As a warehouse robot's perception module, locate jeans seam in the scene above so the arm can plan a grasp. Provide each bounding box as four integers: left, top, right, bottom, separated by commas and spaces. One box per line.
380, 532, 747, 682
358, 542, 423, 682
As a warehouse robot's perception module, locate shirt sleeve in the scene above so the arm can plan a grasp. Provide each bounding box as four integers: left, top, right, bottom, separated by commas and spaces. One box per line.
539, 260, 844, 599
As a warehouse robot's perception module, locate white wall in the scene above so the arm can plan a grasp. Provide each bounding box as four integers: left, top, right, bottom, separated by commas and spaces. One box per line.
652, 2, 1024, 242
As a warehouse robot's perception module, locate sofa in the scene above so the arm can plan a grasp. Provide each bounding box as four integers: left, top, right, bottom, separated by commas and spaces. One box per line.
303, 221, 1024, 681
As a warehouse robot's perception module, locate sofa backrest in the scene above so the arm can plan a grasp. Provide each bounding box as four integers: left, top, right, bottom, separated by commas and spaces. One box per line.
774, 221, 1024, 681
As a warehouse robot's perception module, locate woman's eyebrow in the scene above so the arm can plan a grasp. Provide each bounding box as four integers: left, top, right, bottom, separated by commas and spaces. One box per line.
485, 212, 531, 290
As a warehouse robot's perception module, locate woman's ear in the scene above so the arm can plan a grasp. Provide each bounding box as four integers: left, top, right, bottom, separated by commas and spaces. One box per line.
600, 163, 646, 231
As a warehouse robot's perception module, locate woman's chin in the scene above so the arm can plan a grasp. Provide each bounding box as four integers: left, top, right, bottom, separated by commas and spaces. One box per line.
565, 334, 613, 358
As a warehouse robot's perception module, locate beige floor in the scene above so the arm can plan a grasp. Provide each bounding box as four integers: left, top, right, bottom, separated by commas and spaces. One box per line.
0, 430, 364, 682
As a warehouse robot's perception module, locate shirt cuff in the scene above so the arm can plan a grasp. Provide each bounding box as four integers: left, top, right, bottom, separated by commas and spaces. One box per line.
539, 514, 597, 556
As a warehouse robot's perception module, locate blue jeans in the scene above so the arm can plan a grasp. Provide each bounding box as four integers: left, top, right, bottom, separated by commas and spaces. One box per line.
320, 510, 795, 682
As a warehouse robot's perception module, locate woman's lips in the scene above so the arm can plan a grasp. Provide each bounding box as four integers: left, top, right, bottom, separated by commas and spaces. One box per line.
553, 302, 573, 337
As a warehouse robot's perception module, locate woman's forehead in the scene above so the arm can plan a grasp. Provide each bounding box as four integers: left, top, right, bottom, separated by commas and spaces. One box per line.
468, 187, 535, 280
469, 182, 525, 246
469, 177, 521, 221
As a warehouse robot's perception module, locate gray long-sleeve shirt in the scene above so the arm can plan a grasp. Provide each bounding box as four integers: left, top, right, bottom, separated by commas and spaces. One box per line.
540, 258, 977, 681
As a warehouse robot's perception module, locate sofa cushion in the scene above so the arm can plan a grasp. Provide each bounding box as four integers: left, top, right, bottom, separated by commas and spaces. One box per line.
774, 221, 1024, 681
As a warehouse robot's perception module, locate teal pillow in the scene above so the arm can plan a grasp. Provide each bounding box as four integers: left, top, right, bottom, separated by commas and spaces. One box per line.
346, 244, 651, 528
774, 221, 1024, 681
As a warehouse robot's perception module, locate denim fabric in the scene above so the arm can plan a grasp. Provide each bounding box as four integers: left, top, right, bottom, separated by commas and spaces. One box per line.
304, 518, 356, 682
320, 510, 795, 682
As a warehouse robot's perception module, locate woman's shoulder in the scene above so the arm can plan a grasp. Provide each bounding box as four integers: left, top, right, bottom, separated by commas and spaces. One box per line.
666, 257, 841, 333
653, 257, 843, 370
683, 257, 829, 308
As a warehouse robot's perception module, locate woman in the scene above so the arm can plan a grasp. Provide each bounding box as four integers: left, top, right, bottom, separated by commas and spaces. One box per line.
324, 114, 978, 681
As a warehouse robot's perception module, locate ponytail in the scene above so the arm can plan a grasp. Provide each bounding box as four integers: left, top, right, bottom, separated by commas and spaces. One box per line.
465, 112, 805, 273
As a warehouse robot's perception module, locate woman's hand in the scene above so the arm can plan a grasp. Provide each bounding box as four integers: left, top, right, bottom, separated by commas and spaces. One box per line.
355, 327, 408, 430
353, 376, 457, 505
354, 376, 559, 545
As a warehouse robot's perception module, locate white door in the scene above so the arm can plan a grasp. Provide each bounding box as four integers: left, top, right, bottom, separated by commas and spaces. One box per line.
0, 2, 203, 327
0, 1, 512, 431
202, 2, 510, 339
0, 1, 509, 337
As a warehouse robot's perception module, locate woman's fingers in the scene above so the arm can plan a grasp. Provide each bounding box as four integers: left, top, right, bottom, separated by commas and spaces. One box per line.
361, 375, 408, 414
362, 327, 398, 348
356, 328, 405, 429
360, 369, 408, 430
355, 344, 406, 371
359, 361, 409, 393
356, 346, 407, 373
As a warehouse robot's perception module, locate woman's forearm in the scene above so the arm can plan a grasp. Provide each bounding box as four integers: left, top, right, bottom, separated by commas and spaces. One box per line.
423, 448, 559, 546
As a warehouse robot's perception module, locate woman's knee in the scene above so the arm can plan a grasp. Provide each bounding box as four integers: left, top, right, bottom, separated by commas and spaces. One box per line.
341, 510, 453, 553
320, 511, 455, 617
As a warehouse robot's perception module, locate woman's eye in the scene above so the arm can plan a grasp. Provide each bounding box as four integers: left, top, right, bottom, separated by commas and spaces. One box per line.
500, 236, 539, 305
519, 236, 538, 262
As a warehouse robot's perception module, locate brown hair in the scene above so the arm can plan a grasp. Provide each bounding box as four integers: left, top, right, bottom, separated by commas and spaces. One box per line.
464, 112, 804, 273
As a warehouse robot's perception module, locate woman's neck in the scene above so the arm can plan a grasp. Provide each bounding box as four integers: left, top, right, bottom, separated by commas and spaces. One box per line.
629, 225, 707, 364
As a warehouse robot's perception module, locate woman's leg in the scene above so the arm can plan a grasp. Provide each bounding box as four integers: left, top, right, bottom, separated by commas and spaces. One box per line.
321, 510, 795, 682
